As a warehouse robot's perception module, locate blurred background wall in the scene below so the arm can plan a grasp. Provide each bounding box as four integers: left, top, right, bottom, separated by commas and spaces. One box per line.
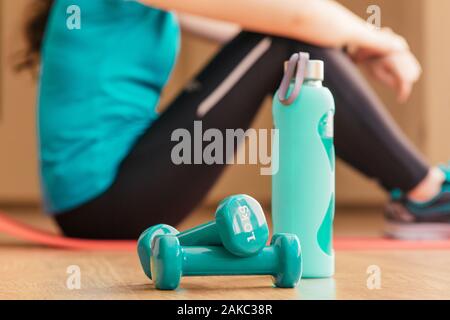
1, 0, 449, 209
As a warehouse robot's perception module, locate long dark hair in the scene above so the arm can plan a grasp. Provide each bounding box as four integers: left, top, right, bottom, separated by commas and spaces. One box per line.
16, 0, 54, 72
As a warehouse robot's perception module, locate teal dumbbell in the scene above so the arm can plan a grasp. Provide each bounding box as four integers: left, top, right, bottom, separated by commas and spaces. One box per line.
138, 194, 270, 279
151, 233, 302, 290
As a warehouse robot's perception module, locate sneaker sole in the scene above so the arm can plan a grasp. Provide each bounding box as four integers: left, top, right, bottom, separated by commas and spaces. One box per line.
384, 221, 450, 240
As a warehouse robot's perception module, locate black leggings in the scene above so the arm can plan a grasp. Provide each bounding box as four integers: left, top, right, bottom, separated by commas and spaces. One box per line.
55, 32, 429, 239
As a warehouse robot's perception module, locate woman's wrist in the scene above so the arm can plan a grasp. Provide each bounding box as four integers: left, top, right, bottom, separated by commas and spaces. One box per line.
347, 24, 409, 56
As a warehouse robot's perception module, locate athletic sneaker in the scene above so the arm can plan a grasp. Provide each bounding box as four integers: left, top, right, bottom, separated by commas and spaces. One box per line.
384, 165, 450, 240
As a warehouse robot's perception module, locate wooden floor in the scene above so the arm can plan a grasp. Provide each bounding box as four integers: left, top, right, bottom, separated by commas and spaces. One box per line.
0, 207, 450, 300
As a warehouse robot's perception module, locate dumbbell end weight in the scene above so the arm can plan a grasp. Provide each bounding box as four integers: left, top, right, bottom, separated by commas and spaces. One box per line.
137, 224, 179, 279
215, 194, 270, 256
271, 233, 302, 288
152, 235, 183, 290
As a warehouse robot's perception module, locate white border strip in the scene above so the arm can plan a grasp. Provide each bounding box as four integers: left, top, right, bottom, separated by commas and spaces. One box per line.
196, 37, 273, 117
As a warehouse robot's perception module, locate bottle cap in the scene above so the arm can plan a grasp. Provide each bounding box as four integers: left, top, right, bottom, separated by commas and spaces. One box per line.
284, 59, 324, 81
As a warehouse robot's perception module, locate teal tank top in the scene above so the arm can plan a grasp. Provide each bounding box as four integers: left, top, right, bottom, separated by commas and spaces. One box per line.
38, 0, 180, 213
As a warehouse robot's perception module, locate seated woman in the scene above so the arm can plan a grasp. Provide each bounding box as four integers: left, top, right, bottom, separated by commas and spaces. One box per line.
18, 0, 449, 239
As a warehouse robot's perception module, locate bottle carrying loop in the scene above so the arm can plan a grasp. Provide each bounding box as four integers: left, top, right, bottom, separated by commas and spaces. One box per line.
277, 52, 310, 106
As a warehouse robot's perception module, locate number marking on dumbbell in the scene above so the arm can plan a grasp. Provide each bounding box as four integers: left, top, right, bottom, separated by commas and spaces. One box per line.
238, 205, 257, 242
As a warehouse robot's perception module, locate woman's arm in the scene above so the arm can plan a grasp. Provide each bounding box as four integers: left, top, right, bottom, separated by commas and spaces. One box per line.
139, 0, 407, 54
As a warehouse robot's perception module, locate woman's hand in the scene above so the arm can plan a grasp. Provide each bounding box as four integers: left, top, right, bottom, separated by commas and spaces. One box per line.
364, 50, 422, 103
348, 28, 422, 103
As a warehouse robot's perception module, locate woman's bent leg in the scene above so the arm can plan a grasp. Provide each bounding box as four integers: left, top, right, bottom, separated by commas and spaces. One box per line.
56, 33, 430, 239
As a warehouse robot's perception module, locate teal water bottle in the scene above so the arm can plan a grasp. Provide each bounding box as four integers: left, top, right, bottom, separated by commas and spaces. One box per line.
272, 52, 335, 278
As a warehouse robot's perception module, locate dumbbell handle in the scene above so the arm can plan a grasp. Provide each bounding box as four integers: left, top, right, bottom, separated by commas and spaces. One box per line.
177, 221, 221, 246
181, 246, 278, 276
